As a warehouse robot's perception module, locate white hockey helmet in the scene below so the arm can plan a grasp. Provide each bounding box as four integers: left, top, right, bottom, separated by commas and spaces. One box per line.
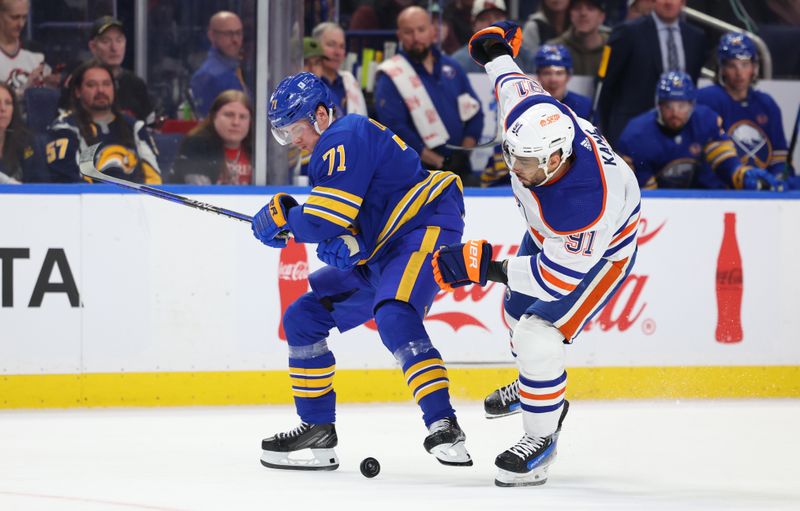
502, 102, 575, 185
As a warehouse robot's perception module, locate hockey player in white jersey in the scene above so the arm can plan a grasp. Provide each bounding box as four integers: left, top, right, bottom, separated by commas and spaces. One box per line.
432, 21, 641, 487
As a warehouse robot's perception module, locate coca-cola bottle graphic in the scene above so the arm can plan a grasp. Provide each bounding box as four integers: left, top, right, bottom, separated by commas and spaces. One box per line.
715, 212, 743, 343
277, 239, 309, 341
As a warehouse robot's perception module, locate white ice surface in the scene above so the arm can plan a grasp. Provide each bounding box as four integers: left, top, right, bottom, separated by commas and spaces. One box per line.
0, 400, 798, 511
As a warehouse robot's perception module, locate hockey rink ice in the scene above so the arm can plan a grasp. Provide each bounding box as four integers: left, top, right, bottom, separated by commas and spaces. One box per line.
1, 399, 798, 511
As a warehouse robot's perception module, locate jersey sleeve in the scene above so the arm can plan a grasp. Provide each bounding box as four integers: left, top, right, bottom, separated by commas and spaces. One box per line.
616, 122, 657, 189
484, 55, 564, 131
505, 227, 613, 302
763, 95, 788, 174
134, 121, 162, 184
701, 113, 742, 188
44, 128, 81, 183
287, 128, 371, 243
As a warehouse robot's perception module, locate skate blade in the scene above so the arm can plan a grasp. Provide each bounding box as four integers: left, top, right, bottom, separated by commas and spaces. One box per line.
494, 467, 548, 487
428, 440, 473, 467
260, 447, 339, 471
484, 407, 522, 420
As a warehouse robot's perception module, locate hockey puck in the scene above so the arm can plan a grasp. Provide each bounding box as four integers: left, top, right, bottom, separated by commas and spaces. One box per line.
360, 457, 380, 478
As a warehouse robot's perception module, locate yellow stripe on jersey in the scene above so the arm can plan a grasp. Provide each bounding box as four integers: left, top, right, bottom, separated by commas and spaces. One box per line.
365, 171, 461, 262
304, 206, 353, 228
305, 195, 360, 221
705, 140, 737, 169
312, 186, 364, 206
395, 226, 441, 302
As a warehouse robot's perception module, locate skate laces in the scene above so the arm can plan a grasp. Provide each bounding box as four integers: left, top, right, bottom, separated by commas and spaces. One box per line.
277, 422, 310, 439
509, 434, 545, 459
499, 380, 519, 406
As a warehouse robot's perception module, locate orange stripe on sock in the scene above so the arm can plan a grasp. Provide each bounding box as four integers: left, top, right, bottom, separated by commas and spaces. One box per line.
520, 387, 565, 401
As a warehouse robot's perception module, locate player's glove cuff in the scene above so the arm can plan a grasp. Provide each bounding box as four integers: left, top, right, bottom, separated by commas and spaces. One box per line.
468, 21, 522, 67
432, 240, 493, 292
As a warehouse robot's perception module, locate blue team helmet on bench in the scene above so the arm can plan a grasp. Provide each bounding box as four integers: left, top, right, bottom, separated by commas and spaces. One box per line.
535, 44, 573, 72
717, 32, 758, 64
268, 72, 335, 145
656, 71, 696, 103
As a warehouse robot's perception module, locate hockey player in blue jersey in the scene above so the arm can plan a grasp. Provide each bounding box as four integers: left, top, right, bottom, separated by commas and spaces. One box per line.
252, 72, 471, 470
617, 70, 773, 190
480, 44, 592, 187
697, 32, 795, 188
434, 22, 640, 487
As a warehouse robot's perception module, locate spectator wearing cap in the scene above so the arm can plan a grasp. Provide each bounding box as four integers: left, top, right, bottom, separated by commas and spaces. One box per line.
596, 0, 706, 145
548, 0, 610, 76
451, 0, 537, 74
190, 11, 248, 118
311, 22, 367, 117
303, 37, 325, 77
626, 0, 655, 20
521, 0, 571, 58
59, 17, 154, 124
536, 44, 592, 119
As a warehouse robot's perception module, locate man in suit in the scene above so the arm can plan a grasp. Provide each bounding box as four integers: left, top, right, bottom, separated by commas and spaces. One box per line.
596, 0, 705, 145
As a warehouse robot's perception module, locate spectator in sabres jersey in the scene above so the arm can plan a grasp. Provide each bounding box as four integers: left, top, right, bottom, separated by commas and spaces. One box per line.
45, 59, 161, 184
480, 43, 592, 187
374, 6, 484, 185
696, 32, 796, 189
616, 71, 776, 190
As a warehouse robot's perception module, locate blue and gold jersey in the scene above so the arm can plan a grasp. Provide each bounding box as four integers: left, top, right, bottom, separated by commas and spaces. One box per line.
616, 104, 741, 189
696, 84, 788, 174
286, 115, 465, 262
45, 112, 161, 184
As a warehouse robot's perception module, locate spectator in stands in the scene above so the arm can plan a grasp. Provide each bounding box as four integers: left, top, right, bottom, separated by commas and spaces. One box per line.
0, 0, 59, 96
59, 17, 154, 125
349, 0, 420, 30
311, 22, 368, 117
374, 6, 483, 185
616, 70, 778, 190
442, 0, 476, 51
190, 11, 248, 118
521, 0, 571, 57
626, 0, 655, 20
596, 0, 705, 145
45, 59, 161, 184
452, 0, 537, 74
0, 82, 44, 182
303, 37, 325, 77
697, 32, 795, 187
549, 0, 610, 76
172, 90, 252, 185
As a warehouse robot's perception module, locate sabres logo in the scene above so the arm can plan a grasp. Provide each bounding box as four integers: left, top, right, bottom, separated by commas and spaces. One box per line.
728, 120, 772, 169
97, 144, 138, 175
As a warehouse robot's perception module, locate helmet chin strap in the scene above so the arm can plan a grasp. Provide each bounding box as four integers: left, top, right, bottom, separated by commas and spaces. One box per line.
536, 153, 568, 187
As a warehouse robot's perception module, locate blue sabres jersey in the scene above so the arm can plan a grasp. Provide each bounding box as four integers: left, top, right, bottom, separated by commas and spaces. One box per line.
696, 84, 788, 174
287, 114, 465, 262
616, 104, 741, 189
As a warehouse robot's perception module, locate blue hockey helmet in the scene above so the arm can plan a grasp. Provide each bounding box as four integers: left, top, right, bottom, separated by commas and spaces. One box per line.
535, 44, 573, 73
656, 71, 696, 103
717, 32, 758, 64
268, 72, 334, 145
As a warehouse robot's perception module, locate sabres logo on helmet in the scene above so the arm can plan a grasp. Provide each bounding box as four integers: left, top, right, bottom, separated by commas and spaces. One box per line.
717, 32, 757, 64
97, 144, 138, 175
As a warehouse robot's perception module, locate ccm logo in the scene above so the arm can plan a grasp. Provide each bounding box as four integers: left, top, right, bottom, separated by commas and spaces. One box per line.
540, 114, 560, 127
467, 240, 480, 269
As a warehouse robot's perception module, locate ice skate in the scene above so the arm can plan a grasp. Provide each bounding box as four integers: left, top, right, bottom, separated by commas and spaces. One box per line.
494, 400, 569, 486
423, 417, 473, 466
483, 379, 521, 419
260, 422, 339, 471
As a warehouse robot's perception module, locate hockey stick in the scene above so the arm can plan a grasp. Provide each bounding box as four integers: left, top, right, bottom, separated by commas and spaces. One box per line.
444, 137, 500, 151
788, 103, 800, 174
78, 142, 253, 223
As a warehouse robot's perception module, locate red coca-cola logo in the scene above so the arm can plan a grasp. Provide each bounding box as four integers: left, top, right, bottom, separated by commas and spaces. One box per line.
278, 261, 309, 281
716, 268, 742, 286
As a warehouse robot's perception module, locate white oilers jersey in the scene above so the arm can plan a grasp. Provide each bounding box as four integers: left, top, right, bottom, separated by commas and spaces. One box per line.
485, 55, 641, 302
